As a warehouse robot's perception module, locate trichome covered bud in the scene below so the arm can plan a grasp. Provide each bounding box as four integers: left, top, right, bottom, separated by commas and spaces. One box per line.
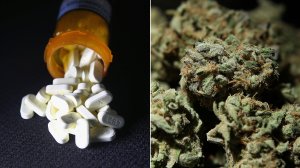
151, 7, 184, 84
280, 83, 300, 104
208, 93, 300, 167
151, 82, 203, 168
170, 0, 276, 46
181, 36, 279, 108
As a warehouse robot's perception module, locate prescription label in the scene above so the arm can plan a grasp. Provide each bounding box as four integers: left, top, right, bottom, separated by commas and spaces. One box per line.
58, 0, 111, 22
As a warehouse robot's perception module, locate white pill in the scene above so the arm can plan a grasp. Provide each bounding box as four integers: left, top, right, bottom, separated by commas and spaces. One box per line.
100, 105, 118, 115
77, 83, 90, 91
75, 119, 90, 149
66, 47, 80, 70
81, 69, 89, 82
45, 101, 59, 121
57, 112, 82, 129
36, 87, 50, 104
65, 93, 82, 107
98, 106, 124, 129
64, 127, 76, 135
90, 126, 116, 142
79, 48, 97, 67
20, 96, 34, 119
76, 105, 98, 125
24, 94, 46, 117
91, 84, 105, 94
88, 60, 103, 83
53, 78, 79, 86
85, 90, 112, 110
56, 110, 69, 119
46, 84, 73, 95
73, 89, 90, 101
65, 66, 82, 78
48, 120, 69, 144
51, 95, 75, 113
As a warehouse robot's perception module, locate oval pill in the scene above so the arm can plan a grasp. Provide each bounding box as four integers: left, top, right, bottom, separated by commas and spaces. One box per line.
84, 90, 112, 110
99, 105, 118, 115
73, 89, 89, 101
53, 78, 79, 86
51, 95, 75, 113
66, 47, 80, 70
58, 112, 82, 129
75, 119, 90, 149
64, 127, 76, 135
20, 96, 34, 119
46, 84, 73, 95
65, 93, 82, 107
45, 101, 59, 121
79, 48, 97, 67
65, 66, 82, 78
77, 82, 90, 91
76, 105, 98, 125
90, 126, 116, 142
48, 120, 69, 144
24, 94, 46, 117
98, 106, 124, 129
91, 84, 105, 94
55, 110, 69, 119
88, 60, 103, 83
36, 87, 50, 104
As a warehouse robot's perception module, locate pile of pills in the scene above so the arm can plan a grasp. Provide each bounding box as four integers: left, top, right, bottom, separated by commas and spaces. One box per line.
20, 47, 124, 149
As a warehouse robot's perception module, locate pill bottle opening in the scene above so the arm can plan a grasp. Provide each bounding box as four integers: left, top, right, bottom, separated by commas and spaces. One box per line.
44, 31, 113, 78
52, 45, 105, 74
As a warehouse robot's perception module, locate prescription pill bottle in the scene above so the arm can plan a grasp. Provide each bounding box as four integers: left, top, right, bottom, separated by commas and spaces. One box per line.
44, 0, 113, 78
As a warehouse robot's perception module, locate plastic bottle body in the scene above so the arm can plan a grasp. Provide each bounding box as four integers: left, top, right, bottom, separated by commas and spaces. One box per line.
45, 3, 112, 78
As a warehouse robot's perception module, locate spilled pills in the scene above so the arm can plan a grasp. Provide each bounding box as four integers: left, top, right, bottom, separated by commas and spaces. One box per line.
20, 47, 124, 149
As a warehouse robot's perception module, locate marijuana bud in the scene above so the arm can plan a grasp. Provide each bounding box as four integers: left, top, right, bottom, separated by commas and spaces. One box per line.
208, 94, 300, 167
280, 104, 300, 141
151, 7, 184, 84
151, 0, 300, 167
235, 138, 286, 168
248, 0, 300, 73
181, 36, 279, 108
170, 0, 276, 46
151, 28, 183, 84
151, 82, 203, 168
292, 137, 300, 166
280, 83, 300, 104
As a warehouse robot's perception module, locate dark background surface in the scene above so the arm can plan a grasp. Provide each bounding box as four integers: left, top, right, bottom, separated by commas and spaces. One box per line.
0, 0, 149, 167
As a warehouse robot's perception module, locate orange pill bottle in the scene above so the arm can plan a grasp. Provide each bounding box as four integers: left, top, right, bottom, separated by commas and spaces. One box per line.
44, 0, 113, 78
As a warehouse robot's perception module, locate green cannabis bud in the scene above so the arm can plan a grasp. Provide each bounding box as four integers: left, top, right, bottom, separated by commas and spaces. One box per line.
181, 36, 279, 108
151, 0, 300, 167
248, 0, 300, 73
208, 94, 300, 167
280, 83, 300, 104
170, 0, 300, 73
170, 0, 276, 47
151, 82, 203, 168
151, 27, 182, 84
151, 8, 184, 84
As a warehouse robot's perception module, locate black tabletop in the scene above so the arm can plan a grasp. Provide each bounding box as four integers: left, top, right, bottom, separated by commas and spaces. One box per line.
0, 1, 150, 167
